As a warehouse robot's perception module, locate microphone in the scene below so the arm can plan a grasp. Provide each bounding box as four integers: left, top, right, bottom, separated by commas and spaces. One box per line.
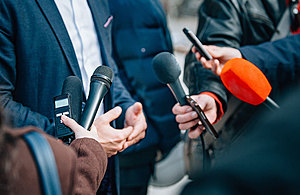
61, 76, 83, 122
220, 58, 280, 111
80, 66, 113, 130
152, 52, 218, 139
54, 76, 83, 144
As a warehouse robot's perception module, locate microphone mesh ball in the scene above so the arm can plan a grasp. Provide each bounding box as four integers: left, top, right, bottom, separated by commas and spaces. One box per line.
220, 58, 272, 105
152, 52, 181, 84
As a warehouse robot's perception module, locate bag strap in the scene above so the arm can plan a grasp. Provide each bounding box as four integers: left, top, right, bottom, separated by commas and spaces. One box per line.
23, 131, 62, 195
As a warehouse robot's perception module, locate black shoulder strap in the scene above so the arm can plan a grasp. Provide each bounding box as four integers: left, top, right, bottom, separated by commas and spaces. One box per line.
23, 131, 62, 195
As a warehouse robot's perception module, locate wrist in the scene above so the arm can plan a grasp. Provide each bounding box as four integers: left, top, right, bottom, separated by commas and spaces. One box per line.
200, 91, 224, 124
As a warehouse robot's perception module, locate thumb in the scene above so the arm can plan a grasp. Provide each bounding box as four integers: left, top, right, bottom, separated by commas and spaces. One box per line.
61, 115, 85, 133
215, 59, 222, 76
100, 106, 122, 123
131, 102, 143, 115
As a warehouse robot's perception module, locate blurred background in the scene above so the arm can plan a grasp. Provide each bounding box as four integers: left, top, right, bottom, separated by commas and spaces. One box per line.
161, 0, 202, 55
147, 1, 203, 194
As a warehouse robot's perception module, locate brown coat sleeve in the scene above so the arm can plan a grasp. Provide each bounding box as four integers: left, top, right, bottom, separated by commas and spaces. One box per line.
70, 138, 108, 194
6, 127, 107, 195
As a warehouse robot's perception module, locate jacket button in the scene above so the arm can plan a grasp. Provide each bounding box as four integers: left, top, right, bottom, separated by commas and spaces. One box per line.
141, 48, 146, 53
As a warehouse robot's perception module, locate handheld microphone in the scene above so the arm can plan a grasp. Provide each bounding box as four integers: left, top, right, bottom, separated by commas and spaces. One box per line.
220, 58, 280, 111
152, 52, 218, 139
80, 66, 113, 130
61, 76, 83, 122
54, 76, 83, 144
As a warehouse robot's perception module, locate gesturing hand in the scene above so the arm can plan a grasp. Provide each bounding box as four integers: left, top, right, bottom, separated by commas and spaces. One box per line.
62, 106, 134, 157
123, 102, 147, 149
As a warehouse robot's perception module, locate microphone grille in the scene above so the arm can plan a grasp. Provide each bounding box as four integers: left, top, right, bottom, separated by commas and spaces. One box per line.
152, 52, 181, 84
62, 76, 83, 122
62, 76, 82, 95
91, 65, 114, 87
220, 58, 272, 105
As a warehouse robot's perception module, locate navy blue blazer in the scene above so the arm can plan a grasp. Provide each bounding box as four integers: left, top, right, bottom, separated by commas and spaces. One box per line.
0, 0, 135, 135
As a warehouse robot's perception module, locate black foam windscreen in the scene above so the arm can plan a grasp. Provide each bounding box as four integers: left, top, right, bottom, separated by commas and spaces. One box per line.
62, 76, 83, 122
91, 65, 114, 88
152, 52, 181, 84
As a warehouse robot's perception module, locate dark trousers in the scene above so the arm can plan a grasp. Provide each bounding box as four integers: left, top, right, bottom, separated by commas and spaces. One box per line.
119, 146, 157, 195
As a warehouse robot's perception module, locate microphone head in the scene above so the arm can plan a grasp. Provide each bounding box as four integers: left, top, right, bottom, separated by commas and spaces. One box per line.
220, 58, 272, 105
91, 65, 113, 88
152, 52, 181, 84
62, 76, 83, 122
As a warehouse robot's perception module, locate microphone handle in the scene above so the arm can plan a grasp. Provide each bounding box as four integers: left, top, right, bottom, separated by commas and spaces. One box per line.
80, 82, 108, 130
168, 79, 188, 106
263, 96, 280, 111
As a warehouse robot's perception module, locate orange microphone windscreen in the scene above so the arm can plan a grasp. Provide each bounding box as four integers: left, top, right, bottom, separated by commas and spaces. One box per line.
220, 58, 271, 105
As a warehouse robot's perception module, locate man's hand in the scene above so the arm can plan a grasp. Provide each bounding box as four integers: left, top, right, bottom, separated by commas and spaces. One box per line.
192, 45, 242, 76
92, 106, 134, 157
123, 102, 147, 149
172, 94, 217, 138
62, 106, 134, 157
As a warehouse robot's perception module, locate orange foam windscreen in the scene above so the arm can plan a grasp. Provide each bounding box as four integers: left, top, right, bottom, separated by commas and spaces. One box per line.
220, 58, 272, 105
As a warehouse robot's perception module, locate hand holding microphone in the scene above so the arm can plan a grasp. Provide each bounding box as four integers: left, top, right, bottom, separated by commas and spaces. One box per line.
152, 52, 218, 139
61, 66, 140, 156
172, 94, 218, 139
193, 45, 280, 110
62, 106, 134, 157
78, 65, 147, 155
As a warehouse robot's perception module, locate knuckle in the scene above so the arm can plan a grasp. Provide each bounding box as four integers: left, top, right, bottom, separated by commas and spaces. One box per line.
116, 145, 123, 151
116, 134, 124, 141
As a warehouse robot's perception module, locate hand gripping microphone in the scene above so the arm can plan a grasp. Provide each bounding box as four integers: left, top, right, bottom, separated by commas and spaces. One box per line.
54, 76, 83, 144
80, 66, 113, 130
220, 58, 280, 111
152, 52, 218, 139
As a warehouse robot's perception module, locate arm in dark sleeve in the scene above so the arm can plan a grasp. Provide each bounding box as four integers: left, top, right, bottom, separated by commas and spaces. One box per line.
240, 34, 300, 87
0, 1, 54, 134
196, 0, 243, 47
70, 138, 108, 194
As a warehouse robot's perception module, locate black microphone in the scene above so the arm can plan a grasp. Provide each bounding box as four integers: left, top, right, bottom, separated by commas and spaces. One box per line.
54, 76, 83, 144
80, 66, 113, 130
152, 52, 218, 139
61, 76, 83, 122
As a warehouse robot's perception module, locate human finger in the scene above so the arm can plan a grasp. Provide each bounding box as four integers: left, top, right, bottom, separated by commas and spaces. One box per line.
172, 103, 193, 115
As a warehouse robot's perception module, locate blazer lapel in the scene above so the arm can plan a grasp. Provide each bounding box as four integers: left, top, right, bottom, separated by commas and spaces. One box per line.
87, 0, 112, 65
35, 0, 82, 79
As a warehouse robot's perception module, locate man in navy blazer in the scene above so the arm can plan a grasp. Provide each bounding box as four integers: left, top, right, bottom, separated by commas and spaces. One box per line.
0, 0, 147, 194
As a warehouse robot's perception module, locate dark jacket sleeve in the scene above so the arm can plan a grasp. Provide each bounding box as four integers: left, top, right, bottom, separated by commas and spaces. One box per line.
0, 1, 54, 134
240, 34, 300, 88
70, 138, 108, 195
